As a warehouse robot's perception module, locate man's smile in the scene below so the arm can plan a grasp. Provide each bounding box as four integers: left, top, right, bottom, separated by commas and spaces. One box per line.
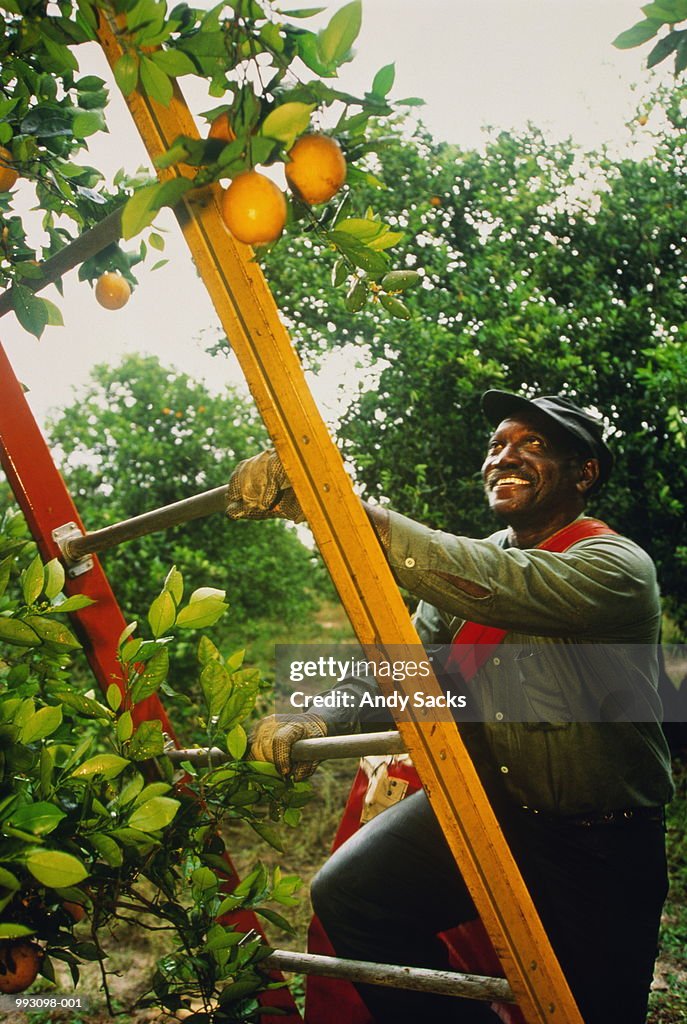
487, 472, 534, 490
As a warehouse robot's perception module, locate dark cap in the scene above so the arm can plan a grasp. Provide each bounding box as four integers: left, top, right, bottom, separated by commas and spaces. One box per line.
481, 390, 613, 488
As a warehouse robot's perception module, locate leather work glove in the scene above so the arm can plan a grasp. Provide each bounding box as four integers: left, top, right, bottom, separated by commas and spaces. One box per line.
226, 450, 305, 523
249, 713, 327, 781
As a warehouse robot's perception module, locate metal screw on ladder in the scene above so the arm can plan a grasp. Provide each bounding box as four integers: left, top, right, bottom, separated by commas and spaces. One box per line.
52, 522, 94, 578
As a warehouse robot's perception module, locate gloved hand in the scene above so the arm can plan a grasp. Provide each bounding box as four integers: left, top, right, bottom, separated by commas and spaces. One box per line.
249, 713, 327, 781
226, 450, 304, 523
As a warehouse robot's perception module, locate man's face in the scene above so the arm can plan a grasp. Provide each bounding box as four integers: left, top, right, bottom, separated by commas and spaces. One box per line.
481, 414, 586, 526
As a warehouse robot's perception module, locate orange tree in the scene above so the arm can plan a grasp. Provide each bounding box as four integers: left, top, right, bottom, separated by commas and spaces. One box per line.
0, 507, 310, 1018
0, 0, 425, 337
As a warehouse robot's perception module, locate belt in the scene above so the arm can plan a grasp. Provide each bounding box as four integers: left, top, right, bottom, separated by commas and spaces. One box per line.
519, 805, 666, 827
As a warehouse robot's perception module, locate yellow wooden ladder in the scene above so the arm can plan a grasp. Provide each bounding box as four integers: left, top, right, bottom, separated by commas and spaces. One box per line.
8, 10, 588, 1023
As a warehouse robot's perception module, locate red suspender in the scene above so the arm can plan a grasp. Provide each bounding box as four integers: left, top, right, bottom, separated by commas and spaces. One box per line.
447, 518, 617, 678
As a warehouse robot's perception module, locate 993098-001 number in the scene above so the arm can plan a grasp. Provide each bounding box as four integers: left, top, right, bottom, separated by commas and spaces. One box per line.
2, 995, 88, 1010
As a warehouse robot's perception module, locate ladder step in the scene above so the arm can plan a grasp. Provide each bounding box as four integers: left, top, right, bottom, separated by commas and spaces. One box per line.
165, 731, 406, 765
263, 948, 514, 1002
58, 484, 230, 563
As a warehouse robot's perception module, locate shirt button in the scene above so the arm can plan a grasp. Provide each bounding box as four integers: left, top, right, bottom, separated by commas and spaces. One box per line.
404, 557, 416, 568
492, 657, 501, 666
500, 765, 509, 774
495, 712, 504, 721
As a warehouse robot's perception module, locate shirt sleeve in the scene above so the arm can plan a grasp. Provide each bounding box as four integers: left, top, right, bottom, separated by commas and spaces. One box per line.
385, 509, 660, 640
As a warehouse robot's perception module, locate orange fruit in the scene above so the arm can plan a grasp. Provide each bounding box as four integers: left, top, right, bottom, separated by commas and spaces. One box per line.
285, 134, 346, 205
0, 940, 43, 994
0, 147, 18, 192
221, 170, 286, 245
208, 113, 236, 143
62, 900, 86, 922
95, 272, 131, 310
429, 195, 442, 207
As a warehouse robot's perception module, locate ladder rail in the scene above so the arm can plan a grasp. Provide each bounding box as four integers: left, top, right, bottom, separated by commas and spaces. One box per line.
91, 11, 585, 1023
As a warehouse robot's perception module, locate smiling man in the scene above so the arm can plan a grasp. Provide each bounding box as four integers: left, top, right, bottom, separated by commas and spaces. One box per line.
226, 390, 674, 1024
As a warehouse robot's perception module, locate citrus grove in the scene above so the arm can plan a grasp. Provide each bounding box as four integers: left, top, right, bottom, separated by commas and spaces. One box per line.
0, 0, 424, 336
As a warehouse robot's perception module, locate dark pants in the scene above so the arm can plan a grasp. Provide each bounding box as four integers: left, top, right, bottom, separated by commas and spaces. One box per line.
311, 790, 668, 1024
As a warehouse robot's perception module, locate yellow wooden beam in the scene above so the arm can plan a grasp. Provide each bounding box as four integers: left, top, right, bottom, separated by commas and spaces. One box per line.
96, 15, 583, 1024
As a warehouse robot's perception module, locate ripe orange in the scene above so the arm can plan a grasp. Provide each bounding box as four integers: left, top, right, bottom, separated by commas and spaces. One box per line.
95, 272, 131, 310
208, 113, 236, 143
0, 147, 18, 192
221, 170, 287, 245
429, 195, 442, 207
0, 940, 43, 994
285, 134, 346, 205
63, 900, 86, 923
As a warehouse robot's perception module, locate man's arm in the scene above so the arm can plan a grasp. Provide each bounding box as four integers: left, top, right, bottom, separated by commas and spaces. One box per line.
375, 507, 660, 641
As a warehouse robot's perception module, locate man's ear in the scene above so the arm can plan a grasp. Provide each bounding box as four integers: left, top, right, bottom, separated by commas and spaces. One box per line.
577, 458, 600, 495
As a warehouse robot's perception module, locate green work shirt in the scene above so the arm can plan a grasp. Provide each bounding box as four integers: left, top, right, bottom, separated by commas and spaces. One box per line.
387, 510, 674, 815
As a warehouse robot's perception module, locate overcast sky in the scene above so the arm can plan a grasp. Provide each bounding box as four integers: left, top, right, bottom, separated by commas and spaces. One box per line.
1, 0, 665, 431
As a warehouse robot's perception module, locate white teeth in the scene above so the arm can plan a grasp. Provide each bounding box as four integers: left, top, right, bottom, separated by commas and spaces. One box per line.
494, 477, 530, 485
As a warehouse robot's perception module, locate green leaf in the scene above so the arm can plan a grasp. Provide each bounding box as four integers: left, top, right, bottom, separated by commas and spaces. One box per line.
148, 590, 176, 638
150, 49, 197, 77
261, 102, 315, 144
128, 795, 180, 832
118, 622, 138, 650
371, 62, 395, 98
117, 710, 134, 742
176, 596, 228, 629
612, 18, 663, 48
20, 705, 63, 743
106, 684, 122, 711
318, 0, 362, 67
26, 850, 88, 888
72, 110, 107, 139
328, 231, 389, 276
129, 647, 169, 703
71, 754, 130, 779
0, 614, 35, 647
283, 6, 326, 14
46, 594, 95, 614
51, 689, 111, 721
140, 56, 174, 107
198, 635, 221, 666
132, 781, 171, 807
122, 183, 163, 240
128, 719, 165, 759
249, 820, 284, 851
89, 834, 123, 867
0, 923, 35, 938
114, 53, 140, 96
226, 723, 247, 759
8, 802, 66, 836
379, 294, 412, 320
43, 558, 66, 600
22, 554, 45, 605
12, 284, 49, 339
149, 231, 165, 252
23, 615, 81, 649
381, 270, 421, 291
647, 30, 681, 66
0, 867, 20, 891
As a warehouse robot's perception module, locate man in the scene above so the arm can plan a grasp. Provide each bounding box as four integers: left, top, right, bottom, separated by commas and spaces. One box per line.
226, 391, 674, 1024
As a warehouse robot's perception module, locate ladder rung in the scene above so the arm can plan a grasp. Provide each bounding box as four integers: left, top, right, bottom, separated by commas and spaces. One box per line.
263, 948, 514, 1002
165, 731, 406, 765
61, 485, 229, 561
